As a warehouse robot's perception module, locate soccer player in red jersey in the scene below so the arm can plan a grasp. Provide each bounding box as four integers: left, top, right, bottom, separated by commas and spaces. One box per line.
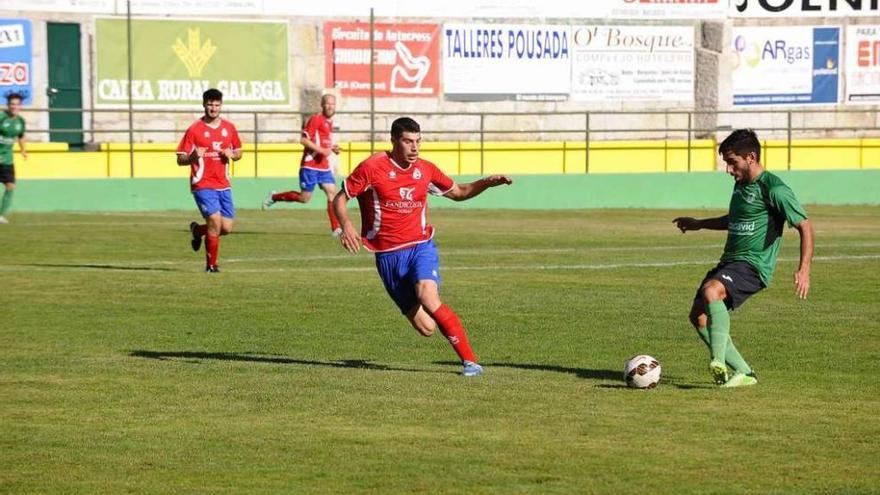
263, 94, 343, 236
333, 117, 512, 376
176, 88, 242, 273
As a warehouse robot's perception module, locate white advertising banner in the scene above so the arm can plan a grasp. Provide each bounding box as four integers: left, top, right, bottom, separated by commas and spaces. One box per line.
442, 23, 571, 101
730, 0, 880, 17
732, 26, 840, 105
845, 25, 880, 104
571, 25, 694, 103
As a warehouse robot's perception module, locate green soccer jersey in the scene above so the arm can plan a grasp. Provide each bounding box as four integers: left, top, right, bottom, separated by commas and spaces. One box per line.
0, 112, 25, 166
720, 171, 808, 286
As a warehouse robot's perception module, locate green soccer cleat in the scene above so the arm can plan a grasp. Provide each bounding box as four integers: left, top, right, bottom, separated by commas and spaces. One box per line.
721, 372, 758, 388
709, 360, 729, 385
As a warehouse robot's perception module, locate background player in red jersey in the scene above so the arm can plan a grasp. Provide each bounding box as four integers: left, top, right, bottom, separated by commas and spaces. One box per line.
176, 88, 242, 273
263, 94, 342, 236
332, 117, 512, 376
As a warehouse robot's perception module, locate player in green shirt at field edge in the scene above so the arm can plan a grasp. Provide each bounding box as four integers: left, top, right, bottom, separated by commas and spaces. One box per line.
673, 129, 814, 388
0, 92, 27, 224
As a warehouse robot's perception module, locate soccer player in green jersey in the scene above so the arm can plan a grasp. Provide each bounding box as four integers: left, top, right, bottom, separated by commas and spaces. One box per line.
673, 129, 814, 387
0, 93, 27, 224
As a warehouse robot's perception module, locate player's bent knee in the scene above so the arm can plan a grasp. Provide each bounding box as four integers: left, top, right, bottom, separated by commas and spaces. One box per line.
701, 281, 726, 303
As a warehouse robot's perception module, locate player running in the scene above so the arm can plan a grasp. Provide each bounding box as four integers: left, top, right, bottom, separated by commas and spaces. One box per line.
674, 129, 814, 387
262, 94, 342, 236
0, 93, 27, 224
177, 88, 242, 273
333, 117, 512, 377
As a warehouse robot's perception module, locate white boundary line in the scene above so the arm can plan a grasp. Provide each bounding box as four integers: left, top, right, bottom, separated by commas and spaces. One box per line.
1, 254, 877, 273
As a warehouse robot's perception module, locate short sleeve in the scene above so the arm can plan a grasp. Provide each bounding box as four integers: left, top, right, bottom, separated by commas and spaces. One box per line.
230, 124, 242, 150
769, 184, 808, 227
18, 119, 24, 138
301, 115, 319, 140
428, 163, 454, 196
176, 127, 194, 155
344, 163, 372, 198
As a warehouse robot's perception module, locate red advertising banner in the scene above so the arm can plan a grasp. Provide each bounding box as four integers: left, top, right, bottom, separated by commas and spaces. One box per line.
324, 21, 440, 97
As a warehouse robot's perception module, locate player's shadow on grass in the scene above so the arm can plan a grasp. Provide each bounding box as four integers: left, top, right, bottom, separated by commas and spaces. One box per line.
482, 362, 621, 380
130, 350, 429, 373
444, 361, 712, 389
20, 263, 175, 272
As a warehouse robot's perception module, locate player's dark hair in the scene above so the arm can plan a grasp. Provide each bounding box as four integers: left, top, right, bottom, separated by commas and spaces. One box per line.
203, 88, 223, 103
719, 129, 761, 162
391, 117, 420, 140
6, 92, 22, 104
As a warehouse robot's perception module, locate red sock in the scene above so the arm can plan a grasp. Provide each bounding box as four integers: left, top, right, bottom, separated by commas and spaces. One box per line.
429, 304, 477, 363
272, 191, 304, 203
327, 201, 340, 231
194, 224, 207, 237
205, 233, 220, 267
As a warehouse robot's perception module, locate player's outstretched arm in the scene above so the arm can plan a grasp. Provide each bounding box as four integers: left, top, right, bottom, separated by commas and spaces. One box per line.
443, 175, 513, 202
793, 218, 814, 300
672, 215, 729, 233
332, 190, 360, 254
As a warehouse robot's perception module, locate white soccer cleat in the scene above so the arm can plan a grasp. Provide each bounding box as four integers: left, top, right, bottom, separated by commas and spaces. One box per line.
262, 191, 276, 210
0, 216, 8, 224
331, 227, 343, 238
462, 361, 483, 377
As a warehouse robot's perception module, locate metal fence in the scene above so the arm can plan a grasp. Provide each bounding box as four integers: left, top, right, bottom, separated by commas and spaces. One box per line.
18, 107, 880, 176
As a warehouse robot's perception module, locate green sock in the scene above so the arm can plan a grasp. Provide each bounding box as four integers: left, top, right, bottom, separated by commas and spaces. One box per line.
0, 188, 12, 216
724, 339, 752, 375
707, 300, 730, 363
696, 327, 710, 347
698, 326, 751, 374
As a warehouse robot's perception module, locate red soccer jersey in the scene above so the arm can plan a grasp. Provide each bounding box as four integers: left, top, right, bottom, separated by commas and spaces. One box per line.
344, 152, 455, 253
176, 118, 242, 191
300, 113, 334, 171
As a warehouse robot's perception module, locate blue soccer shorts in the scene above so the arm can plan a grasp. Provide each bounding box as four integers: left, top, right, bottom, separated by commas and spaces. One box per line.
193, 188, 235, 219
299, 168, 336, 192
375, 240, 442, 314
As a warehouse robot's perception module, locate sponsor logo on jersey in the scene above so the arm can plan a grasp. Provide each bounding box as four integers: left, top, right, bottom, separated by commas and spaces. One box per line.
730, 220, 756, 235
399, 186, 415, 201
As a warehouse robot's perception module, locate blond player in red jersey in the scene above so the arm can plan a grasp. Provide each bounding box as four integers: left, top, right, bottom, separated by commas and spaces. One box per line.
177, 88, 242, 273
333, 117, 512, 376
263, 94, 342, 236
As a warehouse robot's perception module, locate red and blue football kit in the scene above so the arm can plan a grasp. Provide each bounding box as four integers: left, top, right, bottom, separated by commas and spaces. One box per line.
343, 151, 477, 365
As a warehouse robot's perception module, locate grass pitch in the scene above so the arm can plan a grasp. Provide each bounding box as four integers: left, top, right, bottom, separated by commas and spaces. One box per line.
1, 206, 878, 494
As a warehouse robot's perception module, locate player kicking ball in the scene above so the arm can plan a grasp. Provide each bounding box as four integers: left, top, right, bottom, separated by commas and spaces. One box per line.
176, 88, 243, 273
674, 129, 814, 387
333, 117, 512, 377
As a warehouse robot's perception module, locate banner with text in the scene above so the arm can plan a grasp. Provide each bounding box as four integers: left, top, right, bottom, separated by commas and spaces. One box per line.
0, 18, 32, 106
95, 18, 289, 107
443, 23, 571, 101
571, 25, 694, 103
730, 0, 879, 17
845, 25, 880, 104
732, 26, 840, 106
324, 22, 440, 98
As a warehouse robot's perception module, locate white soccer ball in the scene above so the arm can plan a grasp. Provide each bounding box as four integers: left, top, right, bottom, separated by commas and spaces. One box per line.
624, 355, 662, 389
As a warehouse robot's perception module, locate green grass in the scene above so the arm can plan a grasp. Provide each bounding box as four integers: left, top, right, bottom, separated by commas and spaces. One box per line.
1, 206, 878, 494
